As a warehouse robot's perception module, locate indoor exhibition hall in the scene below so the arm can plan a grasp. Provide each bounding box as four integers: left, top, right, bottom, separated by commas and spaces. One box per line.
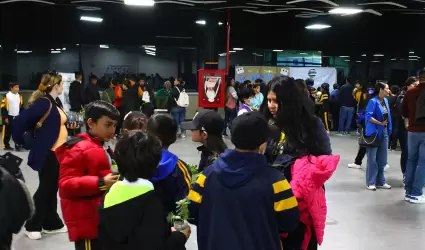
1, 0, 425, 250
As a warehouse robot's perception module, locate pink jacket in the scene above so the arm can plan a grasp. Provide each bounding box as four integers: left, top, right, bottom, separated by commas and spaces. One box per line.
290, 155, 339, 249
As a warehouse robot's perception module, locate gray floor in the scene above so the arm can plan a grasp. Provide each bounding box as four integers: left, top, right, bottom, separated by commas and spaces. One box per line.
9, 133, 425, 250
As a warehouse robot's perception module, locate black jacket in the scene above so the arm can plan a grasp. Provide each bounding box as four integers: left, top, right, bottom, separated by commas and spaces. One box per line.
123, 84, 141, 114
98, 189, 187, 250
84, 83, 101, 105
338, 83, 356, 107
167, 85, 182, 111
69, 80, 85, 112
197, 145, 217, 172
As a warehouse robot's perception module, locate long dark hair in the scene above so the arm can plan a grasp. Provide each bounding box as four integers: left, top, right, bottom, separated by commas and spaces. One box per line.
263, 76, 325, 155
372, 82, 387, 97
205, 134, 227, 155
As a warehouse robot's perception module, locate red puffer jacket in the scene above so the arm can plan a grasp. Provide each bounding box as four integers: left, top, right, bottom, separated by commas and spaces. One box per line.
56, 134, 112, 242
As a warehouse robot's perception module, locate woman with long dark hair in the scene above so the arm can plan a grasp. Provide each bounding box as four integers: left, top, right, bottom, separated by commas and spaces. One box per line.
262, 76, 337, 250
365, 82, 392, 191
223, 78, 238, 136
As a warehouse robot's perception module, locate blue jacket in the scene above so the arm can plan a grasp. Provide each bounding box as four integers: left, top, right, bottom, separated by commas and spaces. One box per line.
12, 94, 62, 171
365, 96, 392, 140
188, 149, 300, 250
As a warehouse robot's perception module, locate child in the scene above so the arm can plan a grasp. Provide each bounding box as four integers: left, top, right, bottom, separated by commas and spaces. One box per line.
146, 113, 192, 213
98, 131, 190, 250
55, 100, 120, 250
249, 81, 264, 111
122, 111, 148, 133
1, 82, 23, 150
101, 79, 117, 104
237, 86, 254, 116
181, 109, 227, 171
318, 83, 330, 132
188, 112, 300, 250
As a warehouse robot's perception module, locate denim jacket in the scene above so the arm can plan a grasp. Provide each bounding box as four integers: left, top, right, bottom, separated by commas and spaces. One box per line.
365, 96, 392, 140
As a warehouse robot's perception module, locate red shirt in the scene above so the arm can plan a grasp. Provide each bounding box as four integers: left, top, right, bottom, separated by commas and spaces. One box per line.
402, 83, 425, 132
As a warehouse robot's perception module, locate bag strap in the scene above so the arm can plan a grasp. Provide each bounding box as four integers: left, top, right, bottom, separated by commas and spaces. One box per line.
175, 86, 181, 93
35, 97, 52, 129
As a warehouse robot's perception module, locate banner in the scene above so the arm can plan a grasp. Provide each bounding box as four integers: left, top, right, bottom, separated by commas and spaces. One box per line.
58, 72, 75, 113
235, 66, 289, 83
198, 69, 225, 108
289, 67, 337, 91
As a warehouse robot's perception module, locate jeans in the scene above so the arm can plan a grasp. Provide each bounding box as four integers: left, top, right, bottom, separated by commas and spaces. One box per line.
223, 107, 237, 134
366, 129, 388, 186
405, 132, 425, 196
171, 106, 186, 134
338, 106, 355, 133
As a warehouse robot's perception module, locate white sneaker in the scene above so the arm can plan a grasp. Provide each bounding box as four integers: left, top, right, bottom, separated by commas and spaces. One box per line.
180, 134, 186, 139
377, 183, 392, 189
348, 163, 362, 169
384, 164, 390, 171
366, 185, 377, 191
42, 226, 68, 234
405, 195, 412, 202
24, 230, 42, 240
409, 195, 425, 204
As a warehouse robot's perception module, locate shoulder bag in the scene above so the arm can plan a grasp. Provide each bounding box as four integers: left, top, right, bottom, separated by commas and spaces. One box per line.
22, 98, 52, 149
358, 127, 379, 148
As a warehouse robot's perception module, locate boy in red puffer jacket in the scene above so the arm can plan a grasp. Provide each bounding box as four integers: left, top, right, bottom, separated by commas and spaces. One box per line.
56, 101, 120, 250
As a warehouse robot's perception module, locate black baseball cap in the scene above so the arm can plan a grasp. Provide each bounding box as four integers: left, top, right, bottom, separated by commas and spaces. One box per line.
181, 109, 225, 135
231, 111, 271, 150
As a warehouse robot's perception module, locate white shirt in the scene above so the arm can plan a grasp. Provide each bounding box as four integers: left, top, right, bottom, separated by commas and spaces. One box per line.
6, 92, 20, 116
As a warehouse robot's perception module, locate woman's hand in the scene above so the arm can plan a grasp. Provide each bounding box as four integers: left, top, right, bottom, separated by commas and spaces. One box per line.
66, 122, 80, 129
171, 226, 192, 239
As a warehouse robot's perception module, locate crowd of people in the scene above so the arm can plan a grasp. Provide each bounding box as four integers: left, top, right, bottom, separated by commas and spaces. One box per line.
0, 66, 424, 250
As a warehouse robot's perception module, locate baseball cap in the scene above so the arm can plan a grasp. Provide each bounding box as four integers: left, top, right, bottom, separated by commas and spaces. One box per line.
231, 111, 271, 150
180, 109, 225, 135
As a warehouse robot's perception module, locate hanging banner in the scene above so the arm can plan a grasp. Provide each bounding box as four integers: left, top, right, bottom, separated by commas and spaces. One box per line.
198, 69, 225, 108
289, 67, 337, 90
58, 72, 75, 113
235, 66, 289, 83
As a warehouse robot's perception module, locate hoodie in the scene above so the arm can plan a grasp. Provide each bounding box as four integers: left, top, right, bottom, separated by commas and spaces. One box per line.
152, 150, 192, 214
98, 178, 187, 250
188, 149, 300, 250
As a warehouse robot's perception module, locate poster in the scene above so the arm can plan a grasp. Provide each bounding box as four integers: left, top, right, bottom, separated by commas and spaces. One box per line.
235, 66, 289, 83
198, 69, 225, 108
289, 67, 337, 91
58, 72, 75, 113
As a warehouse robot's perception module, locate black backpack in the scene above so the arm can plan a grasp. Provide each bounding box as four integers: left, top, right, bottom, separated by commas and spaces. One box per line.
415, 87, 425, 125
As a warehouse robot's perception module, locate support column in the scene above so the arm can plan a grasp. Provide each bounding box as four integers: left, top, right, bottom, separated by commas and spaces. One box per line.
202, 21, 219, 70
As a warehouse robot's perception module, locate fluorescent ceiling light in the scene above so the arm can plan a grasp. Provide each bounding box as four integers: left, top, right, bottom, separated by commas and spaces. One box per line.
62, 48, 66, 50
273, 49, 283, 52
218, 22, 223, 25
344, 60, 350, 62
305, 24, 331, 30
196, 20, 206, 25
329, 7, 363, 15
374, 54, 384, 57
80, 16, 103, 23
145, 47, 156, 51
361, 54, 366, 57
356, 61, 362, 63
229, 50, 236, 53
99, 45, 109, 48
339, 56, 350, 58
233, 48, 243, 50
219, 53, 226, 56
76, 44, 80, 46
371, 60, 380, 63
124, 0, 155, 6
300, 52, 308, 55
409, 51, 414, 54
253, 53, 263, 56
409, 55, 418, 58
56, 48, 61, 51
17, 50, 32, 54
51, 51, 61, 54
391, 58, 396, 61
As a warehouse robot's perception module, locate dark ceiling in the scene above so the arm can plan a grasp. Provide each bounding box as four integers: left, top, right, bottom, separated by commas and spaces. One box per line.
0, 0, 424, 56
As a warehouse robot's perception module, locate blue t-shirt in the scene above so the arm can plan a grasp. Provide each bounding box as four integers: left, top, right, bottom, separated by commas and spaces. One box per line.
249, 93, 264, 111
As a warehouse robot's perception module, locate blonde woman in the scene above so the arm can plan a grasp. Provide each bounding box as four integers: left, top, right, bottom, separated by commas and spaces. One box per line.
13, 72, 78, 240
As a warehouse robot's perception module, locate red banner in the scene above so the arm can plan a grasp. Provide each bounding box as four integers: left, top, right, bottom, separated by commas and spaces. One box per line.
198, 69, 225, 108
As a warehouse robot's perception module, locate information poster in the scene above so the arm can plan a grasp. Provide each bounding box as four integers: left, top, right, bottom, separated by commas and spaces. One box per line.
289, 67, 337, 90
235, 66, 289, 83
58, 72, 75, 113
198, 69, 225, 108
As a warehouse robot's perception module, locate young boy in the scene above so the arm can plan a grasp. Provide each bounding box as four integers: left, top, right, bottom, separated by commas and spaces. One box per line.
55, 100, 120, 250
237, 87, 254, 116
318, 83, 330, 132
188, 111, 300, 250
98, 131, 190, 250
146, 113, 192, 214
1, 82, 23, 150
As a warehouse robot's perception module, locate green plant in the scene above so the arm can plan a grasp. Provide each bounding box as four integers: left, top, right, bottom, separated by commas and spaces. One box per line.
188, 163, 200, 184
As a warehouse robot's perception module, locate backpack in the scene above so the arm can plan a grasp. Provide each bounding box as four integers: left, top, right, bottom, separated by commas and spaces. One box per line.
415, 87, 425, 125
174, 86, 189, 107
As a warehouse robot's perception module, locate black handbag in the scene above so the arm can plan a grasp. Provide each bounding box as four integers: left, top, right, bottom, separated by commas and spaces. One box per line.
22, 98, 52, 150
358, 127, 379, 147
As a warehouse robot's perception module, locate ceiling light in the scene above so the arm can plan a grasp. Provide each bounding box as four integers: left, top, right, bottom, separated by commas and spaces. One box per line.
62, 48, 66, 50
51, 51, 61, 54
300, 53, 308, 55
273, 49, 283, 52
329, 7, 363, 15
409, 58, 418, 61
356, 61, 362, 63
219, 53, 226, 56
371, 60, 380, 63
253, 53, 263, 57
218, 22, 223, 25
233, 48, 243, 51
374, 54, 384, 57
345, 60, 350, 62
145, 47, 156, 51
50, 49, 54, 50
391, 58, 396, 61
196, 20, 206, 25
124, 0, 155, 6
76, 44, 80, 46
409, 55, 418, 58
56, 48, 61, 51
361, 54, 366, 57
229, 50, 236, 53
99, 45, 109, 48
17, 50, 32, 54
409, 51, 414, 54
80, 16, 103, 23
305, 24, 331, 30
339, 56, 350, 58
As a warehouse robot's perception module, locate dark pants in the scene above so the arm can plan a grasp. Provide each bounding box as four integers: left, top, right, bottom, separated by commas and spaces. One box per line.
330, 103, 340, 131
25, 151, 64, 232
75, 239, 101, 250
320, 110, 330, 131
223, 107, 237, 134
354, 146, 367, 165
0, 234, 12, 250
115, 106, 124, 136
2, 115, 15, 149
389, 115, 400, 149
399, 121, 408, 174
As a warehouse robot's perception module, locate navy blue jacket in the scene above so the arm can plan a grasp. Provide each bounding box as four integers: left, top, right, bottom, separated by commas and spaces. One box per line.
188, 149, 300, 250
13, 94, 62, 171
338, 83, 356, 107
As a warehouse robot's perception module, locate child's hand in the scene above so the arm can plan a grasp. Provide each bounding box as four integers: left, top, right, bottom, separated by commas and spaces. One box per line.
171, 226, 191, 239
104, 173, 119, 188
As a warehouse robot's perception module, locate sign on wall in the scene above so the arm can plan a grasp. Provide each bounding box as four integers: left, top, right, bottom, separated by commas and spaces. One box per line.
235, 66, 289, 83
198, 69, 225, 108
289, 67, 337, 90
58, 72, 75, 113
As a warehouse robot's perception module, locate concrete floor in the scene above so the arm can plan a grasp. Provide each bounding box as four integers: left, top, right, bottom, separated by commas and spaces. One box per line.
9, 133, 425, 250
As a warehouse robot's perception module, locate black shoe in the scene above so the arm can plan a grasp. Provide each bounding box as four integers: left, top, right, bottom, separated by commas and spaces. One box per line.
4, 146, 13, 150
15, 146, 22, 151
